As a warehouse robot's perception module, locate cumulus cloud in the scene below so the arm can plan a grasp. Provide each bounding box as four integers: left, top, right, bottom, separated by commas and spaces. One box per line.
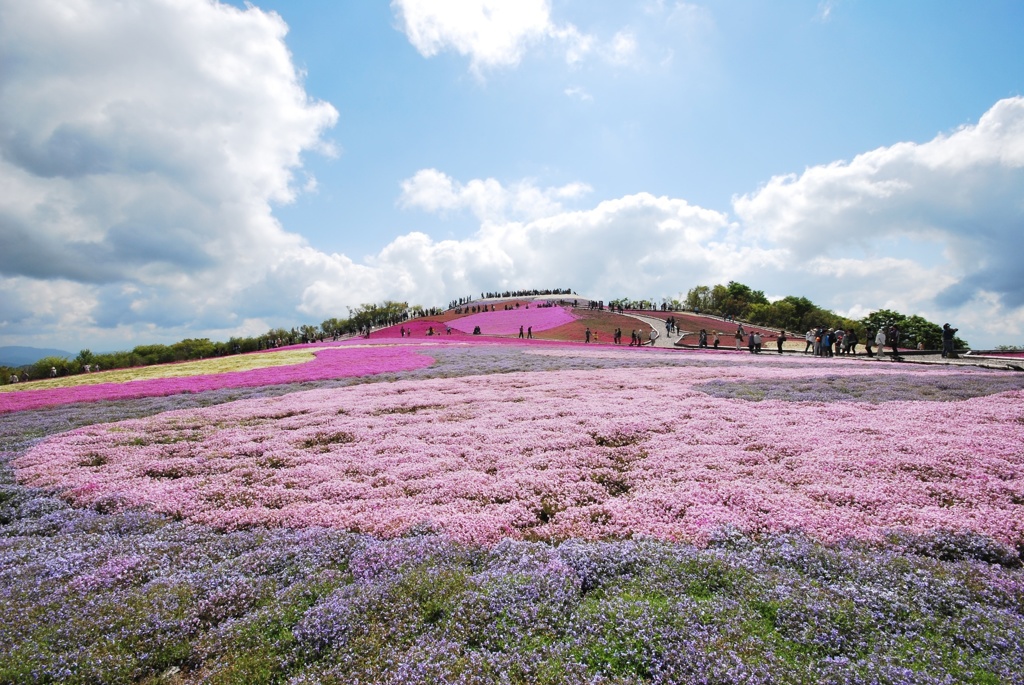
398, 168, 593, 222
391, 0, 559, 73
734, 97, 1024, 325
606, 30, 639, 65
390, 0, 642, 74
0, 0, 337, 345
348, 191, 742, 311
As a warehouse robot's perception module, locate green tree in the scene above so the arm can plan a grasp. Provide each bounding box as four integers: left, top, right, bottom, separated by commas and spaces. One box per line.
685, 285, 712, 312
31, 356, 72, 379
860, 309, 968, 350
170, 338, 216, 361
132, 344, 174, 365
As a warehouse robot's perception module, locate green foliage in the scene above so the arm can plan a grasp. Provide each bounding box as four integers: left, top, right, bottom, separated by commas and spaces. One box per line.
132, 343, 175, 365
679, 282, 965, 348
172, 338, 218, 361
30, 355, 73, 379
860, 309, 969, 349
2, 300, 426, 384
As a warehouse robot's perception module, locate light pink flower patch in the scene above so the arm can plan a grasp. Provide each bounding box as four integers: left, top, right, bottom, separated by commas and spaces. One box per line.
0, 346, 434, 414
16, 366, 1024, 546
447, 305, 577, 335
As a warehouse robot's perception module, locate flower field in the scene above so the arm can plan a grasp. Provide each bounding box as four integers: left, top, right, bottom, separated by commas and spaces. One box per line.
0, 350, 318, 393
2, 340, 1024, 683
0, 345, 434, 415
446, 305, 578, 335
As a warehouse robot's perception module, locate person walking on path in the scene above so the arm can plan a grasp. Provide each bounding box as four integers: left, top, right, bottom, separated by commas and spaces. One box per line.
585, 327, 591, 343
519, 325, 525, 339
735, 326, 744, 350
527, 326, 533, 339
874, 327, 887, 360
649, 329, 659, 346
777, 331, 787, 354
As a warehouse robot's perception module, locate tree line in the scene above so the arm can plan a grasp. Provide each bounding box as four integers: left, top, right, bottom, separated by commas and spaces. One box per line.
1, 301, 413, 384
679, 281, 969, 350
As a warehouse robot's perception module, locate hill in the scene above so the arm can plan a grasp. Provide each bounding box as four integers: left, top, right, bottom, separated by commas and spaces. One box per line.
0, 346, 74, 367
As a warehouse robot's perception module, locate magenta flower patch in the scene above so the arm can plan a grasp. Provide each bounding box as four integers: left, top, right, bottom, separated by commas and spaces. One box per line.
18, 365, 1024, 546
0, 345, 434, 414
447, 305, 577, 335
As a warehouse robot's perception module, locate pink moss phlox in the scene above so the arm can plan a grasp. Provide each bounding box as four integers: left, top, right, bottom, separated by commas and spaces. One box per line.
0, 346, 434, 414
18, 364, 1024, 546
446, 306, 578, 335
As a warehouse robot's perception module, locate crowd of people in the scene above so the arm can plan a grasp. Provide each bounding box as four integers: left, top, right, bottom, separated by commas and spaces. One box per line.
801, 326, 860, 357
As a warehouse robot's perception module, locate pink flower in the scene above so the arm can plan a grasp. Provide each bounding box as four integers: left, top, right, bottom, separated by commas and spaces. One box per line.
17, 364, 1024, 547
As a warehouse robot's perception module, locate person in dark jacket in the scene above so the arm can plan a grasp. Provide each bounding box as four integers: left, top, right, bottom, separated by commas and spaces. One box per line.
941, 323, 958, 358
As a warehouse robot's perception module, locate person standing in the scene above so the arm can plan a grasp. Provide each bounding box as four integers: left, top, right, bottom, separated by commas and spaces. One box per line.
874, 327, 887, 360
889, 325, 902, 361
527, 326, 533, 339
585, 327, 591, 343
941, 323, 958, 358
845, 329, 858, 356
735, 326, 744, 350
519, 325, 525, 339
777, 331, 787, 354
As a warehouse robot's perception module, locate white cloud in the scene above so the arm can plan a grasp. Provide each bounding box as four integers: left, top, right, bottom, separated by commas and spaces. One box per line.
391, 0, 644, 75
551, 24, 595, 66
734, 97, 1024, 307
391, 0, 558, 74
398, 168, 593, 222
729, 97, 1024, 346
816, 1, 838, 22
607, 30, 638, 65
0, 0, 337, 347
337, 191, 740, 310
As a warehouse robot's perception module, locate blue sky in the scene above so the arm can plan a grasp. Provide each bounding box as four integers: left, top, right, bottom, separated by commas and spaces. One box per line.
1, 0, 1023, 351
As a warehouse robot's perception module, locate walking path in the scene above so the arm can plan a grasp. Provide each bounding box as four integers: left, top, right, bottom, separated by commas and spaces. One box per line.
621, 313, 687, 349
618, 311, 1024, 370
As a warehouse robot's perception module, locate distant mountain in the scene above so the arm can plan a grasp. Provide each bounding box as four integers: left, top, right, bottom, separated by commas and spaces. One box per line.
0, 346, 75, 367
